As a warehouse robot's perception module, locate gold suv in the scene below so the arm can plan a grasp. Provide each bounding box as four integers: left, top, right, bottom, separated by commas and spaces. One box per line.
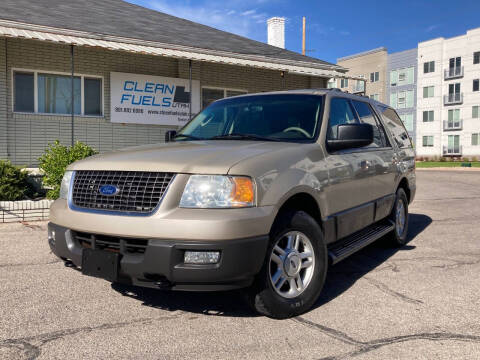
49, 89, 416, 318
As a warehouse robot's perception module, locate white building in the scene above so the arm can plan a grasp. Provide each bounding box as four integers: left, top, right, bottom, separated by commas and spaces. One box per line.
416, 28, 480, 158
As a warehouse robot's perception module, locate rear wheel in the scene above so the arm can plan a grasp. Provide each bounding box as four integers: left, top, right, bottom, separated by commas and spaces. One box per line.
247, 211, 327, 319
387, 187, 409, 246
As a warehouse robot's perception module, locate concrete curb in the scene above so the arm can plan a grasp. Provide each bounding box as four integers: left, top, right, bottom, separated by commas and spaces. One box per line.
416, 167, 480, 171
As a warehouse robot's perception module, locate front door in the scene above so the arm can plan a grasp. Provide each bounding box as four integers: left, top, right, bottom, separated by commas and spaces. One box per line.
323, 97, 379, 239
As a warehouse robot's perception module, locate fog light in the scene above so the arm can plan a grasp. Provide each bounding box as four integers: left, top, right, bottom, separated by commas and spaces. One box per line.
184, 251, 220, 264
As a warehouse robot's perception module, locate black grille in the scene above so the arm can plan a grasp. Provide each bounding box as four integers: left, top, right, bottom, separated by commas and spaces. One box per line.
72, 171, 174, 214
74, 231, 148, 254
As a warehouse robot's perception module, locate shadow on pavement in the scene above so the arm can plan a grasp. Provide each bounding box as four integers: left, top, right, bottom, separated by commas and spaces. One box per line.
111, 284, 257, 317
314, 213, 432, 308
111, 213, 432, 317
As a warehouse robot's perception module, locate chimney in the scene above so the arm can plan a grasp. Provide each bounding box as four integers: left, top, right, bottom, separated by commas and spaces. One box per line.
267, 17, 285, 49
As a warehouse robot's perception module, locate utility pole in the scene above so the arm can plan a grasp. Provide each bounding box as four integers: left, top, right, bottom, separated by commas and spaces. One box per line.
302, 17, 306, 56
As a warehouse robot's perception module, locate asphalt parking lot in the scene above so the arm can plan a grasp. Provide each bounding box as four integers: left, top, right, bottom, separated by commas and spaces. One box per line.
1, 170, 480, 359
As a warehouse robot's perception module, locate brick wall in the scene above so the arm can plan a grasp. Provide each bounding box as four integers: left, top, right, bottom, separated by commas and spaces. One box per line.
4, 38, 326, 166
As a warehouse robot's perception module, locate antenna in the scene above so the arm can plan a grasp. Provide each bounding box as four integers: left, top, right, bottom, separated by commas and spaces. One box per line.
302, 17, 306, 55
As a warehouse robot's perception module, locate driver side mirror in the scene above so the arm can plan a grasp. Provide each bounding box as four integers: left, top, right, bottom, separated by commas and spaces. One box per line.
327, 123, 373, 151
165, 130, 177, 143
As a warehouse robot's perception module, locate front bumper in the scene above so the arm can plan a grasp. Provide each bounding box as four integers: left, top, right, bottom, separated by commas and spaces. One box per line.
48, 223, 269, 291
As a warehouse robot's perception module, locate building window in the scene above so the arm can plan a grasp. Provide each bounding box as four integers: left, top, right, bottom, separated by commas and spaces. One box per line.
397, 92, 406, 108
13, 70, 103, 116
391, 90, 413, 109
473, 133, 479, 146
340, 78, 349, 88
423, 61, 435, 73
423, 86, 434, 98
370, 72, 379, 83
201, 87, 247, 108
327, 78, 337, 89
399, 113, 414, 132
474, 51, 480, 65
423, 110, 434, 122
473, 79, 479, 92
473, 106, 479, 119
14, 72, 34, 112
422, 136, 434, 147
370, 94, 379, 101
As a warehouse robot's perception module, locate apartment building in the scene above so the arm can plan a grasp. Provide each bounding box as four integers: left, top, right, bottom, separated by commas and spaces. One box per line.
336, 47, 388, 102
387, 49, 418, 144
416, 28, 480, 158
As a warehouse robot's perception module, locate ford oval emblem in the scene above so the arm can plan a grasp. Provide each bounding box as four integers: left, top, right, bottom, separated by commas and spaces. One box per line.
99, 185, 119, 196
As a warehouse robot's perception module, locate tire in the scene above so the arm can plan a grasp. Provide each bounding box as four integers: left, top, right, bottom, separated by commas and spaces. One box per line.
246, 211, 328, 319
387, 187, 409, 247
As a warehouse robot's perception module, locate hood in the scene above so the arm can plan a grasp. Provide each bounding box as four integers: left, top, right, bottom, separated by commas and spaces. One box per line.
68, 140, 296, 174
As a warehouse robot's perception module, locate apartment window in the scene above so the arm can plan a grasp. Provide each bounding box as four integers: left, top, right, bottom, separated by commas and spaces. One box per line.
390, 70, 397, 86
423, 110, 434, 122
370, 72, 379, 83
340, 78, 349, 88
370, 94, 379, 101
473, 106, 479, 118
422, 136, 434, 147
423, 86, 434, 98
472, 133, 479, 146
447, 109, 460, 127
474, 51, 480, 65
423, 61, 435, 73
400, 113, 414, 132
201, 87, 247, 108
13, 70, 103, 116
390, 90, 413, 109
473, 79, 479, 92
397, 91, 406, 108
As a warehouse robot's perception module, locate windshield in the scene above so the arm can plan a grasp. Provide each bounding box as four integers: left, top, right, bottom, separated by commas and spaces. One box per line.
176, 94, 324, 142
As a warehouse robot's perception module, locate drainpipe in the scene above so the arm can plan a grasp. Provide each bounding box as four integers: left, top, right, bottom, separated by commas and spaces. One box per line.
70, 45, 75, 146
189, 59, 192, 120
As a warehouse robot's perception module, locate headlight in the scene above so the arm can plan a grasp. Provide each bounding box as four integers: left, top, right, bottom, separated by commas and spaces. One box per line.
180, 175, 255, 208
59, 171, 73, 200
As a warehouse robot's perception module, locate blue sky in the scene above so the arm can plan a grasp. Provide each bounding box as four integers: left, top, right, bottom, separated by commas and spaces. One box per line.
128, 0, 480, 64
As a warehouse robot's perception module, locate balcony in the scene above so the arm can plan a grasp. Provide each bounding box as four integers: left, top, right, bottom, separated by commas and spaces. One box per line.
444, 93, 463, 105
444, 66, 464, 80
443, 119, 463, 131
443, 145, 462, 156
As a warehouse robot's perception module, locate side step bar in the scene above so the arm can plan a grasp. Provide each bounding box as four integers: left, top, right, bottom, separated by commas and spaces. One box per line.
328, 220, 395, 265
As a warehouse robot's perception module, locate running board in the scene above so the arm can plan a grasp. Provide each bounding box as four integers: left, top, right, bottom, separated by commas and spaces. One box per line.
328, 220, 395, 265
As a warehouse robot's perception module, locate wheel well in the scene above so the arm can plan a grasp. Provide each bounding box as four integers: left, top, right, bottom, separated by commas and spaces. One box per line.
398, 178, 411, 203
276, 193, 322, 227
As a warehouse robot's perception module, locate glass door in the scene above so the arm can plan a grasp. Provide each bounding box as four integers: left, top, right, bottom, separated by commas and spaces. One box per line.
448, 83, 461, 102
447, 135, 460, 154
449, 57, 461, 76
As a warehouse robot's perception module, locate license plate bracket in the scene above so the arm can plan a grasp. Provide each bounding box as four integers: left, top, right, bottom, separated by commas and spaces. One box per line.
82, 248, 120, 282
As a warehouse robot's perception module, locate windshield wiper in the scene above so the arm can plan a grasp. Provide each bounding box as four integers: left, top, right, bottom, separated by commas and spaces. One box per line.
210, 133, 281, 142
173, 134, 204, 141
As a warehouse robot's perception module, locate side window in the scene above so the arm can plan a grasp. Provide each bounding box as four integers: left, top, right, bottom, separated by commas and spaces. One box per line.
327, 98, 359, 140
351, 100, 386, 148
377, 105, 412, 149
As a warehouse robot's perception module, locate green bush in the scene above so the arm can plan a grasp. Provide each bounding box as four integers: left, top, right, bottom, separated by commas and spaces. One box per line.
38, 140, 98, 199
0, 160, 31, 201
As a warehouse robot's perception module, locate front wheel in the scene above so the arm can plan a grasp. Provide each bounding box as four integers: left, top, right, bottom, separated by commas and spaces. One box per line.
246, 211, 327, 319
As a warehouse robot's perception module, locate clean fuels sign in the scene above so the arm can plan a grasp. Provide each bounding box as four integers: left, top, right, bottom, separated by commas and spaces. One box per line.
110, 72, 200, 125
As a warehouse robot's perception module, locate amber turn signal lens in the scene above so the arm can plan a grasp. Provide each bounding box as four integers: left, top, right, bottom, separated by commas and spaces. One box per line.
231, 177, 255, 206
